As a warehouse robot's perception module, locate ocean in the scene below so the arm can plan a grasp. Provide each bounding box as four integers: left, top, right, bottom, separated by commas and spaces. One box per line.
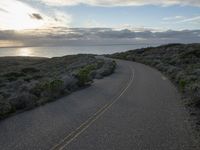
0, 44, 157, 58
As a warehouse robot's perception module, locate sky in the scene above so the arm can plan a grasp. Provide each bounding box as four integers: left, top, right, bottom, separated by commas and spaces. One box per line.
0, 0, 200, 47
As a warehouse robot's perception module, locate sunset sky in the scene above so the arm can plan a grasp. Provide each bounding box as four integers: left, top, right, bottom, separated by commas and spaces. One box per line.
0, 0, 200, 47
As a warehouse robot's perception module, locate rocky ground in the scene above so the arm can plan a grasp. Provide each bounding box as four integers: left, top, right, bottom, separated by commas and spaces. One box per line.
0, 54, 116, 119
108, 43, 200, 130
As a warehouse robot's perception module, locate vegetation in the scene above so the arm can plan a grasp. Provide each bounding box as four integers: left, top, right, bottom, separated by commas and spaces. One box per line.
179, 79, 187, 92
109, 43, 200, 114
21, 67, 40, 74
3, 72, 26, 81
0, 55, 116, 119
76, 64, 96, 86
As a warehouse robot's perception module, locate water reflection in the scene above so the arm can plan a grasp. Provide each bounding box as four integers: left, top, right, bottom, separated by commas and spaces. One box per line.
0, 44, 154, 57
17, 48, 34, 56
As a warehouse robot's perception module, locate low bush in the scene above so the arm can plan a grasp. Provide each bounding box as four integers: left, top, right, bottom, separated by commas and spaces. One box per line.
0, 96, 12, 118
3, 72, 26, 81
21, 67, 40, 74
179, 79, 187, 92
76, 64, 96, 86
9, 93, 37, 110
31, 79, 64, 97
0, 55, 116, 119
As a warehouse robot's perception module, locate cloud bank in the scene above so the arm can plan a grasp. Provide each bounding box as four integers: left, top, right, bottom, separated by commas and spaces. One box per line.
39, 0, 200, 7
0, 28, 200, 47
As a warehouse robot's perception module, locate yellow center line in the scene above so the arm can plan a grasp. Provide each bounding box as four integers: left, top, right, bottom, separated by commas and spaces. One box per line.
50, 65, 135, 150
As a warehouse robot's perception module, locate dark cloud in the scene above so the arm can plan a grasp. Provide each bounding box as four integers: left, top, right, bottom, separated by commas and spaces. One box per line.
97, 29, 136, 38
0, 28, 200, 47
154, 30, 200, 39
0, 30, 18, 40
29, 13, 43, 20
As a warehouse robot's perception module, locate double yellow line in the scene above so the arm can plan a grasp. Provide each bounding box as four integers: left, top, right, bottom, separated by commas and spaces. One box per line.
50, 66, 135, 150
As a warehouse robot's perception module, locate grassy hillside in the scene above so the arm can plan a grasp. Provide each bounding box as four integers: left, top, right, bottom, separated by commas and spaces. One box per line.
109, 43, 200, 118
0, 54, 116, 119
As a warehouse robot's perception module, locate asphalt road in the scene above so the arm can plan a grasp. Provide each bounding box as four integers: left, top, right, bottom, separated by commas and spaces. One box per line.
0, 59, 198, 150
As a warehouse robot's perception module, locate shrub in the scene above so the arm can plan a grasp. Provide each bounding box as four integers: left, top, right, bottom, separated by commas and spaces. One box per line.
49, 79, 64, 92
179, 79, 187, 92
76, 64, 96, 86
3, 72, 25, 81
9, 93, 37, 110
96, 60, 104, 69
31, 79, 64, 98
21, 67, 40, 74
0, 96, 12, 118
24, 75, 43, 82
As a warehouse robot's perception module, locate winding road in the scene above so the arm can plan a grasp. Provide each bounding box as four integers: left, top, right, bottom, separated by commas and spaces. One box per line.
0, 59, 198, 150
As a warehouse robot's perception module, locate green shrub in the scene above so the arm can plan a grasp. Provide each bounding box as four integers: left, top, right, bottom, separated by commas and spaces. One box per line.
76, 64, 96, 86
31, 79, 64, 97
49, 79, 64, 92
179, 79, 186, 92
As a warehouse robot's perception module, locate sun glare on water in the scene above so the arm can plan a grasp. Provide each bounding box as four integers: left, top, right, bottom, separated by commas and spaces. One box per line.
17, 48, 34, 56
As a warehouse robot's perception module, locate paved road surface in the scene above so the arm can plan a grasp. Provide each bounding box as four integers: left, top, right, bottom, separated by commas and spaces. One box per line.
0, 59, 198, 150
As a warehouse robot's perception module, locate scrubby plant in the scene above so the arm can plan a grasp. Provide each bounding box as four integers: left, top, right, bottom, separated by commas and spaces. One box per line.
31, 79, 64, 97
21, 67, 40, 74
3, 72, 26, 81
49, 79, 64, 92
96, 60, 105, 69
0, 55, 116, 119
179, 79, 186, 92
76, 64, 96, 86
0, 96, 12, 118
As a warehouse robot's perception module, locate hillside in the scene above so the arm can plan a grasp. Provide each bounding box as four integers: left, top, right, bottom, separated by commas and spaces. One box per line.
0, 55, 116, 119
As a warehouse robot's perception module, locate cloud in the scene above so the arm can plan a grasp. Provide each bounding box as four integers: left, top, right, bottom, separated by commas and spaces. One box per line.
0, 28, 200, 47
178, 16, 200, 23
162, 15, 200, 27
0, 0, 72, 30
29, 13, 43, 20
96, 29, 136, 38
39, 0, 200, 7
162, 16, 185, 21
0, 0, 44, 30
53, 11, 72, 26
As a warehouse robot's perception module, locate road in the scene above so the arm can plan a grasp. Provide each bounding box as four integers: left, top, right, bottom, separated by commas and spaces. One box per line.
0, 59, 198, 150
